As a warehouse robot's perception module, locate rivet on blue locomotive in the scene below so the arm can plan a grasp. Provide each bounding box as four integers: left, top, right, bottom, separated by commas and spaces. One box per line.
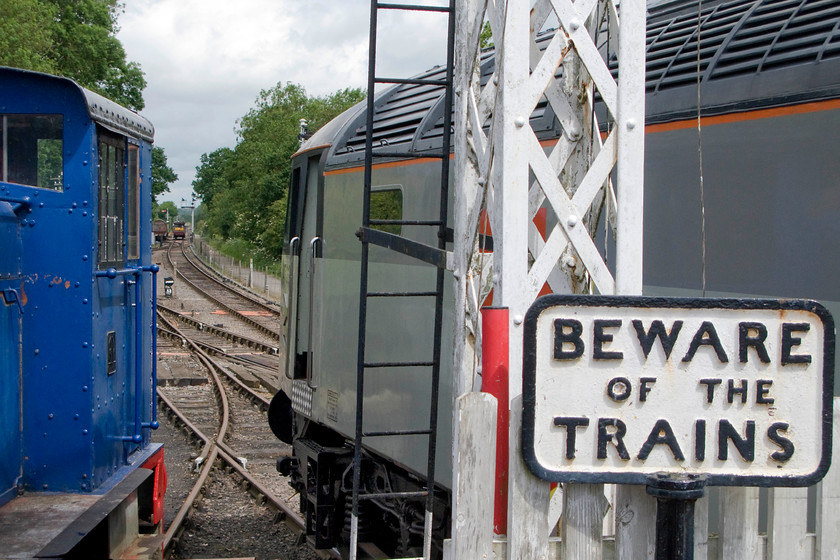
0, 67, 164, 558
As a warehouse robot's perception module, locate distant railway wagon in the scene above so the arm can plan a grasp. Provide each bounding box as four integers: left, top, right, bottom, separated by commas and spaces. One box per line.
172, 220, 186, 240
0, 67, 164, 558
271, 0, 840, 557
153, 218, 168, 242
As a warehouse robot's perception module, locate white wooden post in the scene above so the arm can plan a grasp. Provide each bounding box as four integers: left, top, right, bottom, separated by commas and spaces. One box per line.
718, 487, 761, 560
453, 392, 497, 560
816, 401, 840, 560
767, 488, 809, 559
613, 0, 657, 555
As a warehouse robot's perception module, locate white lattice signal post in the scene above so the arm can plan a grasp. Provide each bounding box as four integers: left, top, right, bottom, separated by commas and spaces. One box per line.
451, 0, 649, 557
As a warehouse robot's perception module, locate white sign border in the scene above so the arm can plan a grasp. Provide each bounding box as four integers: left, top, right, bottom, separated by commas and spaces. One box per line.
521, 295, 835, 487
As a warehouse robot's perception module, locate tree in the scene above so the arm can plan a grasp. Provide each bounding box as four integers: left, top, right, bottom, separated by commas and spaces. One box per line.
156, 201, 178, 224
480, 20, 493, 49
192, 148, 234, 208
151, 146, 178, 204
192, 83, 365, 257
0, 0, 57, 74
0, 0, 146, 110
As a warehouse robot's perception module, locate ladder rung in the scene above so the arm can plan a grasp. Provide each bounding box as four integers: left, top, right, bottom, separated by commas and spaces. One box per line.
364, 361, 435, 368
369, 219, 443, 226
359, 490, 428, 501
371, 150, 447, 159
367, 291, 439, 297
374, 77, 448, 87
378, 2, 451, 13
363, 428, 432, 437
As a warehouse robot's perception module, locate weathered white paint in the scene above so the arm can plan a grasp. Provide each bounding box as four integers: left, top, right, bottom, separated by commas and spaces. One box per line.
451, 0, 649, 557
718, 486, 761, 560
453, 393, 498, 560
816, 404, 840, 560
767, 487, 809, 559
695, 494, 710, 560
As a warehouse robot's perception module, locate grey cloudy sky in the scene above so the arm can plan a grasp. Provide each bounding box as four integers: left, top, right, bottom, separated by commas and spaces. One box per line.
118, 0, 451, 205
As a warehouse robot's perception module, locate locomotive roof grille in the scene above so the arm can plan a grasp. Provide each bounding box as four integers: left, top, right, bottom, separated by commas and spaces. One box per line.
312, 0, 840, 166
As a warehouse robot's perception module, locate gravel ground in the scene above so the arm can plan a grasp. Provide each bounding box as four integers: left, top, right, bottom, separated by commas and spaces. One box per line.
170, 475, 319, 560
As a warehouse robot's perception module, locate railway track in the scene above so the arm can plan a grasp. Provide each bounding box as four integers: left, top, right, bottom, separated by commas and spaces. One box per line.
151, 242, 329, 559
165, 240, 282, 341
153, 241, 393, 559
156, 312, 335, 559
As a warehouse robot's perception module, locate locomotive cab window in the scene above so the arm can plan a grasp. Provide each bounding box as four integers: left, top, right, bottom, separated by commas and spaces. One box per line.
370, 187, 403, 235
98, 130, 126, 267
126, 144, 140, 260
0, 114, 63, 190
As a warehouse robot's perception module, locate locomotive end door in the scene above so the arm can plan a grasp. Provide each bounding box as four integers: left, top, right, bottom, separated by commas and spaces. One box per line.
284, 155, 325, 388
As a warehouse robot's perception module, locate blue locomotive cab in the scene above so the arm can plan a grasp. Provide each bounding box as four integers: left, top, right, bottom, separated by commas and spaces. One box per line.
0, 67, 165, 558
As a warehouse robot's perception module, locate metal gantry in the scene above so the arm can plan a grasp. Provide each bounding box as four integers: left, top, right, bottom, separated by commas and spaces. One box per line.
451, 0, 647, 557
352, 2, 456, 559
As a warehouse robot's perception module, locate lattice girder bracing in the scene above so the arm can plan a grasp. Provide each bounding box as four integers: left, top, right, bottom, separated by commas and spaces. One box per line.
452, 0, 646, 556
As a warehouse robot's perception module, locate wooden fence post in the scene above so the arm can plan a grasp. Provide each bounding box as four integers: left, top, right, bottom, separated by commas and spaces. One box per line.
453, 392, 498, 559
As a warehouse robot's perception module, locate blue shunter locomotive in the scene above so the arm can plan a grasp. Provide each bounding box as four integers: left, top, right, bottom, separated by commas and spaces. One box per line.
0, 67, 164, 558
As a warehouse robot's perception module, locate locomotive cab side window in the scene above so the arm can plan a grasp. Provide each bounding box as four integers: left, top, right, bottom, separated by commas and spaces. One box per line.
370, 186, 403, 235
0, 114, 63, 190
126, 144, 140, 260
98, 130, 126, 267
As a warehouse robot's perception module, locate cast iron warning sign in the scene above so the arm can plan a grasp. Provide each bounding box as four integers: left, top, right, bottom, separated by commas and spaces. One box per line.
522, 295, 834, 486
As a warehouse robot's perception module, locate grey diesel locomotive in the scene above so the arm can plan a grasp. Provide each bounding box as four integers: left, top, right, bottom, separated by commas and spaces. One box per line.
269, 0, 840, 556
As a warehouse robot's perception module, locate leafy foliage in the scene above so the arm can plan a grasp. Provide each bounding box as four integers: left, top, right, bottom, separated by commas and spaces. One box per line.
155, 200, 177, 222
0, 0, 146, 110
151, 146, 178, 203
480, 20, 494, 49
193, 82, 365, 260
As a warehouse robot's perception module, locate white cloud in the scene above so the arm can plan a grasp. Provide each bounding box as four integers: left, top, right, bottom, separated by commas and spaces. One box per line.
118, 0, 452, 204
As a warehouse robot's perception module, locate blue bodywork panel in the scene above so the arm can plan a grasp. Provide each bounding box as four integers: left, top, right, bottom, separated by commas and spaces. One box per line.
0, 201, 22, 506
0, 68, 156, 495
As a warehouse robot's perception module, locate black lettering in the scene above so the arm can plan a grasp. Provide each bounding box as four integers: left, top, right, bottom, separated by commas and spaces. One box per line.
553, 417, 590, 460
632, 320, 683, 359
699, 378, 722, 403
718, 420, 755, 462
597, 418, 630, 460
781, 323, 812, 365
695, 419, 706, 461
593, 319, 623, 360
727, 379, 748, 404
637, 419, 685, 461
606, 377, 632, 402
767, 422, 795, 462
554, 319, 584, 360
639, 377, 656, 402
739, 322, 771, 363
756, 380, 774, 405
682, 321, 729, 363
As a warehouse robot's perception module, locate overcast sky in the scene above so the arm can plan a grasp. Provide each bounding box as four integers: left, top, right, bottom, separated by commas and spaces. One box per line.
118, 0, 451, 206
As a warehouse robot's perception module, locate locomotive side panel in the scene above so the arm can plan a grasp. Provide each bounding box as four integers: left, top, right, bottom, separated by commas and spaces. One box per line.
7, 78, 102, 491
290, 157, 455, 487
0, 202, 22, 505
644, 105, 840, 331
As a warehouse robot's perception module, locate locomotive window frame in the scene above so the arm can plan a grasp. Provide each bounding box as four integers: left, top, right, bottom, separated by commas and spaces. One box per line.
0, 114, 64, 191
370, 185, 403, 235
97, 129, 126, 268
126, 143, 140, 260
